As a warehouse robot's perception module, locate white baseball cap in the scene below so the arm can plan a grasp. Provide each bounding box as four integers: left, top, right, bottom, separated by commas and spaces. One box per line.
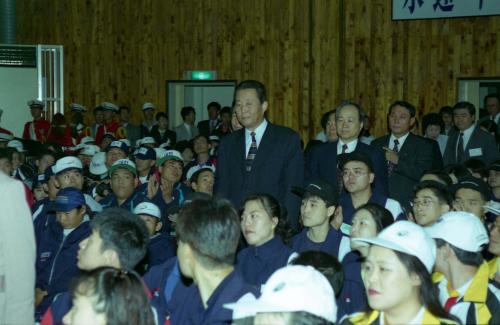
80, 144, 101, 157
89, 152, 107, 176
28, 99, 45, 108
484, 201, 500, 216
425, 211, 489, 253
224, 265, 337, 323
156, 150, 183, 167
69, 103, 86, 112
159, 140, 171, 149
133, 202, 161, 219
0, 131, 13, 142
141, 137, 156, 145
80, 136, 95, 145
52, 156, 83, 174
186, 164, 215, 181
101, 101, 119, 112
154, 148, 167, 160
7, 140, 26, 152
142, 102, 155, 111
119, 138, 131, 147
352, 221, 436, 272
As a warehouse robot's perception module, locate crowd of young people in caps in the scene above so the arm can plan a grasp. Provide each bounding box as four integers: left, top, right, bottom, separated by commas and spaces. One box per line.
1, 80, 500, 325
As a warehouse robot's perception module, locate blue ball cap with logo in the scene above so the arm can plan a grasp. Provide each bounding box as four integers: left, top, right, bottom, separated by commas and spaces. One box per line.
54, 187, 86, 212
134, 147, 156, 161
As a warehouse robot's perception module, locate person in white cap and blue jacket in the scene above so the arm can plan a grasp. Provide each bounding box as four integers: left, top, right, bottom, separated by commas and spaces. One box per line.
341, 221, 458, 325
145, 150, 192, 234
99, 159, 149, 213
134, 202, 176, 273
427, 211, 500, 325
35, 187, 91, 321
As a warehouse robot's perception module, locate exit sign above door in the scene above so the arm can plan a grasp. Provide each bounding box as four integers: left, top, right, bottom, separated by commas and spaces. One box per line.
185, 70, 217, 80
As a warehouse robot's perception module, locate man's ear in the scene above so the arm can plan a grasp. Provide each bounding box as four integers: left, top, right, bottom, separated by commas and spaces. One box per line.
327, 205, 336, 219
155, 221, 163, 233
262, 101, 269, 114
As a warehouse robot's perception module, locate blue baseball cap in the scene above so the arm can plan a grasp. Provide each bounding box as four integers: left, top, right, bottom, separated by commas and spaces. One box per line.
33, 172, 49, 188
134, 147, 156, 161
54, 187, 86, 212
106, 140, 129, 155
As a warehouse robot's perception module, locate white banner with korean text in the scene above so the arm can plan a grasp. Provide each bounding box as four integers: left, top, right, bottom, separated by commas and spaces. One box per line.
392, 0, 500, 20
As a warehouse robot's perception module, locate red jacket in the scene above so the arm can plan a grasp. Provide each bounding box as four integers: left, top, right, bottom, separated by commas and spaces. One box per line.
23, 119, 51, 142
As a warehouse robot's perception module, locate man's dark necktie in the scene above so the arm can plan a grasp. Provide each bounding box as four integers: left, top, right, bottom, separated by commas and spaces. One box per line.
387, 139, 399, 178
245, 132, 257, 172
456, 132, 465, 163
337, 144, 348, 194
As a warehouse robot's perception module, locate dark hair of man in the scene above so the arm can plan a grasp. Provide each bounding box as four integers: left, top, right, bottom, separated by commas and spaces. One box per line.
413, 180, 453, 206
176, 197, 240, 267
190, 168, 214, 184
484, 93, 500, 107
288, 311, 335, 325
93, 106, 104, 114
234, 80, 267, 104
435, 238, 484, 266
453, 101, 475, 116
118, 106, 130, 113
174, 140, 192, 154
37, 149, 57, 161
291, 251, 343, 297
71, 267, 155, 325
388, 101, 416, 118
320, 110, 336, 130
207, 101, 221, 111
464, 158, 488, 179
155, 112, 168, 121
193, 134, 209, 143
336, 101, 366, 122
242, 193, 294, 245
421, 169, 453, 187
90, 208, 149, 269
439, 106, 453, 116
479, 119, 498, 134
445, 164, 471, 181
220, 106, 231, 116
394, 251, 458, 323
0, 147, 13, 161
355, 203, 394, 233
421, 113, 445, 134
181, 106, 195, 120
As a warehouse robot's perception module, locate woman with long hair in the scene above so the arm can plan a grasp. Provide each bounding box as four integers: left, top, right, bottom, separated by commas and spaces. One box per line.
341, 221, 458, 325
63, 267, 155, 325
236, 193, 295, 286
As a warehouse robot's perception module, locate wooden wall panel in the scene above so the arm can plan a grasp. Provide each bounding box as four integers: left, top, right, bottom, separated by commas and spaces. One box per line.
16, 0, 500, 140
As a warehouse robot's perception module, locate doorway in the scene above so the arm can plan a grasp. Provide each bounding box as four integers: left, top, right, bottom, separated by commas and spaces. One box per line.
166, 80, 237, 129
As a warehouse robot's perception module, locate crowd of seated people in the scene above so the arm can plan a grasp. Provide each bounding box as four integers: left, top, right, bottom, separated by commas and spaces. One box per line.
1, 82, 500, 325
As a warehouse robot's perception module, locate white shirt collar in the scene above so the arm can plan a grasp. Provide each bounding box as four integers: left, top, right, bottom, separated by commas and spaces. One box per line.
337, 139, 358, 154
379, 306, 425, 325
459, 123, 475, 149
389, 132, 410, 150
245, 119, 268, 154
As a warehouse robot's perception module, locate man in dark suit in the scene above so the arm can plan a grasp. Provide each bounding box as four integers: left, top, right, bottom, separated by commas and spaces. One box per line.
197, 101, 221, 137
371, 101, 434, 209
305, 101, 387, 195
443, 101, 499, 166
215, 80, 304, 229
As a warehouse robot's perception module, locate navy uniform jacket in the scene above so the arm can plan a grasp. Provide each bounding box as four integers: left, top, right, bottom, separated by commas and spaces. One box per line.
170, 270, 258, 325
337, 251, 366, 320
305, 140, 388, 196
145, 232, 177, 270
144, 257, 195, 325
236, 235, 294, 287
147, 182, 191, 234
291, 225, 342, 258
41, 291, 72, 325
371, 133, 433, 209
99, 190, 149, 212
35, 220, 91, 320
32, 198, 56, 243
443, 126, 499, 166
339, 192, 405, 226
216, 123, 304, 229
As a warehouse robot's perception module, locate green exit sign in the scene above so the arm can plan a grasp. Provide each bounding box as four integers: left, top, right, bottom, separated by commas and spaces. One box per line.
185, 70, 217, 80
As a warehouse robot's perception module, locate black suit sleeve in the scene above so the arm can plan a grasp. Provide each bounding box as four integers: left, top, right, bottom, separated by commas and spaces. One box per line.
283, 132, 304, 229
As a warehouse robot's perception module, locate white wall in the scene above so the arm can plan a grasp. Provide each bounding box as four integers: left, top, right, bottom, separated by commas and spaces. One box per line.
0, 67, 38, 137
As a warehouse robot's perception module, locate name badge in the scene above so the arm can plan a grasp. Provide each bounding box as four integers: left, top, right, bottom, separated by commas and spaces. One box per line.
340, 223, 352, 236
469, 148, 482, 157
40, 252, 51, 261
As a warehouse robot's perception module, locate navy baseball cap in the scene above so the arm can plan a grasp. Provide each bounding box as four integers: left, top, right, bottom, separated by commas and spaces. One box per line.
54, 187, 86, 212
106, 140, 129, 154
453, 176, 491, 201
33, 172, 49, 188
338, 151, 374, 173
134, 147, 156, 161
293, 179, 338, 206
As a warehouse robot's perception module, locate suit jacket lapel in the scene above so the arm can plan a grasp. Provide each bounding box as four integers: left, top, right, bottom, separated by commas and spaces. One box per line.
234, 129, 246, 174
